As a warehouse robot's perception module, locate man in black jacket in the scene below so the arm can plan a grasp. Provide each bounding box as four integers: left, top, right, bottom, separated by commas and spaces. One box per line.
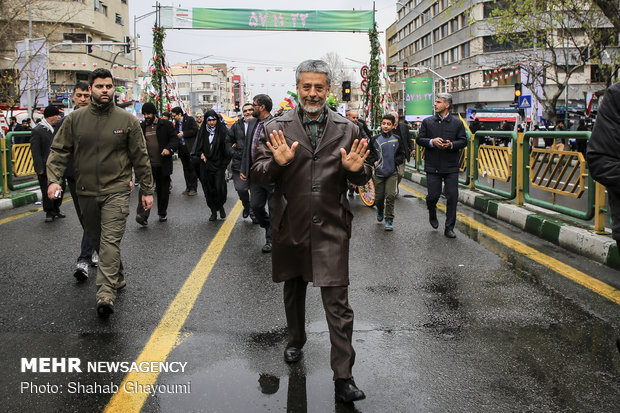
30, 105, 63, 222
171, 106, 198, 196
587, 81, 620, 353
390, 111, 414, 185
136, 102, 179, 225
226, 103, 254, 219
416, 93, 467, 238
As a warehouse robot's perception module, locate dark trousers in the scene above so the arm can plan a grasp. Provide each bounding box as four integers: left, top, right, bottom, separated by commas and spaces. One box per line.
137, 166, 171, 219
38, 173, 64, 214
67, 176, 95, 263
178, 141, 197, 192
426, 171, 459, 230
232, 171, 250, 211
250, 182, 274, 242
284, 278, 356, 380
199, 165, 227, 213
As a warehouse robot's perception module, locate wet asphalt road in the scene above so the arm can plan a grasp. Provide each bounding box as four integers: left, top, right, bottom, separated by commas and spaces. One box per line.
1, 167, 619, 412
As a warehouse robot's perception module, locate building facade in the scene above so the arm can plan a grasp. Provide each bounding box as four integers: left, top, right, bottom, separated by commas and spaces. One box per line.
0, 0, 138, 109
168, 63, 236, 116
388, 0, 615, 125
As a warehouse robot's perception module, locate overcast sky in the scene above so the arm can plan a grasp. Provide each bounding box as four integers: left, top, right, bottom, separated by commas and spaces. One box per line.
130, 0, 398, 104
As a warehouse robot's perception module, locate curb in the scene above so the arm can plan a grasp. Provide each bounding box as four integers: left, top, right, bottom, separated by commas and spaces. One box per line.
404, 168, 619, 271
0, 189, 42, 211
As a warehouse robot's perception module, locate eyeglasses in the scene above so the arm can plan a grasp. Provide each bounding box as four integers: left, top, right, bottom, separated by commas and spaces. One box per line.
75, 93, 90, 98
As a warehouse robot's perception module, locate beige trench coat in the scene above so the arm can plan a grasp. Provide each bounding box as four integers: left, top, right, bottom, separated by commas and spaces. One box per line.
250, 107, 372, 286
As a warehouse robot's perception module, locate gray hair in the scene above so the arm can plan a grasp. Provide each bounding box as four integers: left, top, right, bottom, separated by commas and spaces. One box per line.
295, 60, 332, 86
436, 93, 453, 108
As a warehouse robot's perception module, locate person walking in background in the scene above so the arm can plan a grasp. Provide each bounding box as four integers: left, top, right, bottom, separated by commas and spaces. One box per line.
368, 113, 406, 231
171, 106, 199, 196
195, 110, 231, 221
135, 102, 178, 226
195, 111, 204, 129
390, 110, 414, 187
226, 102, 254, 220
30, 105, 64, 223
416, 93, 467, 239
241, 94, 275, 252
47, 68, 154, 317
251, 59, 370, 403
56, 82, 98, 280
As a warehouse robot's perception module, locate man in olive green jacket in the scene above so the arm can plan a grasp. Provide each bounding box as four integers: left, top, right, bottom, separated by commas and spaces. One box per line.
47, 68, 154, 317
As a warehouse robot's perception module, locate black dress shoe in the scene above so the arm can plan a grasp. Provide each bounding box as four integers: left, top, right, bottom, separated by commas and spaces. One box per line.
45, 212, 55, 223
444, 228, 456, 238
219, 207, 226, 219
262, 242, 272, 253
208, 213, 217, 221
284, 346, 302, 363
159, 215, 167, 222
429, 208, 439, 229
335, 378, 366, 403
54, 211, 66, 219
242, 207, 250, 219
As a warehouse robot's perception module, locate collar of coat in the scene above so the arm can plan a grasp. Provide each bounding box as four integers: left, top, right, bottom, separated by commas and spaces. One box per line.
89, 99, 115, 115
267, 106, 350, 154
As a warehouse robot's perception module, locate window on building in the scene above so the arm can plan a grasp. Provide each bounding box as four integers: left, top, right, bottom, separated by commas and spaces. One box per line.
451, 47, 459, 62
451, 18, 459, 33
115, 13, 124, 25
433, 28, 440, 43
441, 24, 449, 38
442, 51, 450, 65
461, 42, 470, 58
434, 55, 440, 67
432, 2, 439, 16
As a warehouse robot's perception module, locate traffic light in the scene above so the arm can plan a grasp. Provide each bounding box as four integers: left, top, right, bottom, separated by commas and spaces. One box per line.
514, 82, 522, 103
342, 80, 351, 102
124, 36, 131, 54
234, 101, 240, 111
87, 36, 93, 54
403, 61, 408, 76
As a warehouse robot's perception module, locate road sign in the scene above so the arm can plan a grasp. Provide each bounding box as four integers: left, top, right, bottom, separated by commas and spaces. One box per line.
518, 95, 532, 109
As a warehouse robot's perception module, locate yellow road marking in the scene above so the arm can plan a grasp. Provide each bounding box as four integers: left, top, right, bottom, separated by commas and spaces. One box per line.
104, 201, 243, 413
0, 197, 73, 225
399, 183, 620, 306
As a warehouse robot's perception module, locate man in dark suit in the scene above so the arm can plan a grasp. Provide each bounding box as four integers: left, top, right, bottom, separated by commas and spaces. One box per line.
30, 105, 63, 222
171, 106, 198, 196
251, 59, 371, 403
416, 93, 468, 238
136, 102, 179, 225
226, 102, 254, 219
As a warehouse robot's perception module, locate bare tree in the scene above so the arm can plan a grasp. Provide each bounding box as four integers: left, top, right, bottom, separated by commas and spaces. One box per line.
321, 52, 348, 89
0, 0, 79, 116
486, 0, 619, 122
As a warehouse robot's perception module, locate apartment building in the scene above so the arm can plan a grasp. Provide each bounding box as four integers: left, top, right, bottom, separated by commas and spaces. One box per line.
0, 0, 137, 108
168, 63, 235, 116
387, 0, 613, 123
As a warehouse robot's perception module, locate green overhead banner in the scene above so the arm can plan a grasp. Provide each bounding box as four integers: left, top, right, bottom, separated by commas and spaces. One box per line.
160, 7, 374, 32
405, 77, 434, 122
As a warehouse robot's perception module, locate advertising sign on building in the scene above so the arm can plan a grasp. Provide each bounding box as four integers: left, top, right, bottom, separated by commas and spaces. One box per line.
404, 77, 433, 122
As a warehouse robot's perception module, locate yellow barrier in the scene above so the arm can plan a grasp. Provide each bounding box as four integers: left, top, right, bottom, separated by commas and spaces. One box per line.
478, 145, 512, 182
11, 143, 35, 177
529, 148, 587, 198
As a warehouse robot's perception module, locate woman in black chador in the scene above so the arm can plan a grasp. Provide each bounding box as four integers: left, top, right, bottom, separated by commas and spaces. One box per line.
195, 110, 231, 221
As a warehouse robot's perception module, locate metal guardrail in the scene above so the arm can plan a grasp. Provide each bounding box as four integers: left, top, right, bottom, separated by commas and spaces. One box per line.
2, 132, 38, 196
408, 129, 608, 232
520, 131, 594, 220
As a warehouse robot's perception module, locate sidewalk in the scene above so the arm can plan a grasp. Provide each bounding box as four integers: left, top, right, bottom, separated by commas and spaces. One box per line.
0, 188, 41, 210
403, 168, 620, 271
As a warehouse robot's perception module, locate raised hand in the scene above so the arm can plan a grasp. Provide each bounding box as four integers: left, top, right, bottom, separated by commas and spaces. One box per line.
341, 138, 370, 172
267, 130, 298, 166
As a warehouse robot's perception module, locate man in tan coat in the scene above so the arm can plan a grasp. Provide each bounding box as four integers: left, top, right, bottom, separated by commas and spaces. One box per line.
251, 59, 371, 403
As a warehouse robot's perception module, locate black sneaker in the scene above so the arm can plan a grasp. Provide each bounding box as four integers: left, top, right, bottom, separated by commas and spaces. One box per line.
45, 212, 55, 223
73, 261, 89, 281
96, 297, 114, 317
159, 215, 167, 222
135, 215, 148, 226
262, 242, 272, 253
